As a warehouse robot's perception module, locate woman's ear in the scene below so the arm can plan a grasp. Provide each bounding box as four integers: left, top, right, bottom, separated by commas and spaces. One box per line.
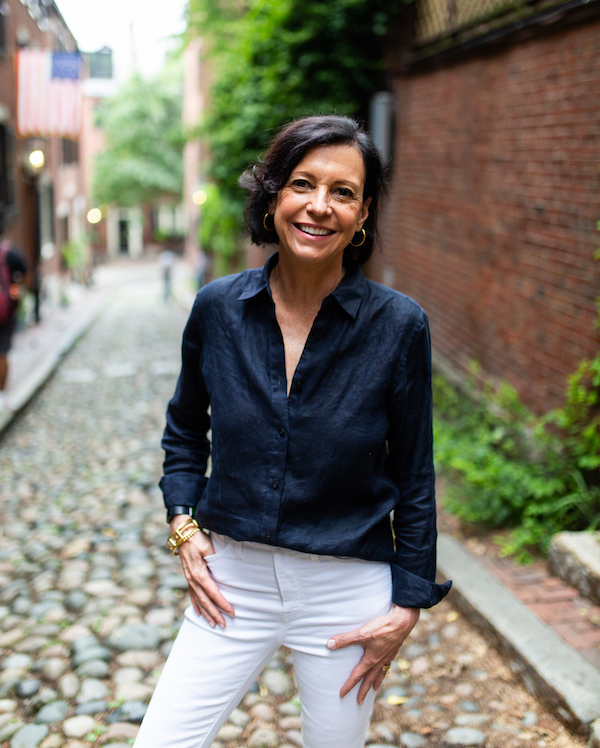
358, 196, 371, 229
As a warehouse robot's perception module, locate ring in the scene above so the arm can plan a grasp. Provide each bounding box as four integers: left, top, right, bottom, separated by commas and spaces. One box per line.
381, 663, 391, 674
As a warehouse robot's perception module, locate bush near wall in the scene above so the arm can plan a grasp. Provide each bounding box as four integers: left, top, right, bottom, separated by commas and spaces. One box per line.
434, 359, 600, 563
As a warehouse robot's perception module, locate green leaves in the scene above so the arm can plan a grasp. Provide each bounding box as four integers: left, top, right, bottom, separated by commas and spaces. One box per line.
433, 365, 600, 561
93, 64, 184, 207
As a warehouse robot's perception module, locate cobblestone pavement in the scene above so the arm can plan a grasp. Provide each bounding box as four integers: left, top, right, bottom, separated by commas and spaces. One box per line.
0, 275, 587, 748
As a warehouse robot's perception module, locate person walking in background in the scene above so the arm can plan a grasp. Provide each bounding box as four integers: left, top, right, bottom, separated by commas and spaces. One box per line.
195, 250, 208, 290
135, 115, 451, 748
0, 240, 27, 410
158, 249, 176, 302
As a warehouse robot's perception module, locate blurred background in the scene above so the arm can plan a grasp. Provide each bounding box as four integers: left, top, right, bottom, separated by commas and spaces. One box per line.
0, 0, 599, 565
0, 4, 599, 742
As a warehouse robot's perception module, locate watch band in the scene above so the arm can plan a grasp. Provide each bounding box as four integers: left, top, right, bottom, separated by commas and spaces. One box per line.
166, 505, 194, 523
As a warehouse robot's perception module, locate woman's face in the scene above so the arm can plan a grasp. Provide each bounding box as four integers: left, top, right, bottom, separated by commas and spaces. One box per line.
270, 144, 370, 270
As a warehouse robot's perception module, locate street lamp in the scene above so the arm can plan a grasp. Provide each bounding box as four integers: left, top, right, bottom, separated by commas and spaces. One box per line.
192, 189, 207, 206
87, 208, 102, 224
28, 149, 45, 168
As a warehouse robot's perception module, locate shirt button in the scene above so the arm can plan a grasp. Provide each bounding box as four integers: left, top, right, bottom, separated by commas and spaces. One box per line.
279, 428, 285, 438
264, 534, 271, 543
294, 381, 302, 392
272, 481, 279, 489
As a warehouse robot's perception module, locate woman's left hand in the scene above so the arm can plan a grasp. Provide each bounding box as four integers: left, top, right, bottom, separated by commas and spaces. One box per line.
327, 604, 420, 704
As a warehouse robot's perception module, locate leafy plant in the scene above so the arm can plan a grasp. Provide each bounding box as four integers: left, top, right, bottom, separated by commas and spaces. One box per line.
434, 362, 600, 562
61, 240, 90, 275
197, 183, 242, 276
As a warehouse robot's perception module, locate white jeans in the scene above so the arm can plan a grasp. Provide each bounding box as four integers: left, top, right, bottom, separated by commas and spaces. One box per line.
134, 533, 392, 748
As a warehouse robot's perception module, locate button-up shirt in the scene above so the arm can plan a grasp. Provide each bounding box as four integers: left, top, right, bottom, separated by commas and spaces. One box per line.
160, 254, 451, 608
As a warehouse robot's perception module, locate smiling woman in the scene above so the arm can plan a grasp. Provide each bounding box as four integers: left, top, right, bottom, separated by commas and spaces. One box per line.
133, 115, 451, 748
268, 144, 370, 274
241, 116, 385, 268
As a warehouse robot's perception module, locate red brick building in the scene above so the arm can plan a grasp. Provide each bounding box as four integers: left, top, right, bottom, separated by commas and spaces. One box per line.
0, 0, 83, 319
370, 0, 600, 414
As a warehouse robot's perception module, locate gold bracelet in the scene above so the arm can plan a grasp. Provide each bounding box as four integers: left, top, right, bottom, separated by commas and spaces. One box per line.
166, 518, 200, 555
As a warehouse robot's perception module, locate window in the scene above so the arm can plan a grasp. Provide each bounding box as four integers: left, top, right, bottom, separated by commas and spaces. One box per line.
0, 4, 7, 58
86, 48, 113, 79
62, 138, 79, 165
0, 124, 16, 233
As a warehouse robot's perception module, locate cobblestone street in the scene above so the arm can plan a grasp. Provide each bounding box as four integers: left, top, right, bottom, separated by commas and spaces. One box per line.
0, 272, 587, 748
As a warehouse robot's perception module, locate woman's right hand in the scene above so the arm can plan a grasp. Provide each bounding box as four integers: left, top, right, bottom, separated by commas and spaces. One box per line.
170, 516, 235, 628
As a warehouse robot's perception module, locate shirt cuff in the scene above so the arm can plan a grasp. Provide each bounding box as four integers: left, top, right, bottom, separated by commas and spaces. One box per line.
391, 563, 452, 609
159, 474, 206, 511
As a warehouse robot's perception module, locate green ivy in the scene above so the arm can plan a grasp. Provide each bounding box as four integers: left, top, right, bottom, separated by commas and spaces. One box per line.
186, 0, 409, 271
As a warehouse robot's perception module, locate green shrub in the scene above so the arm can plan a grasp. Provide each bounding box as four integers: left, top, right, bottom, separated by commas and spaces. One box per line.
433, 362, 600, 562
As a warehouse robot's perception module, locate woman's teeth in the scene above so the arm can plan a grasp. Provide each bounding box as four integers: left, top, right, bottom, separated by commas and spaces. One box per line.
298, 225, 333, 236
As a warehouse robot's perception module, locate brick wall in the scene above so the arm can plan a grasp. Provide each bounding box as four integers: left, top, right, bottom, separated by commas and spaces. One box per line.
370, 19, 600, 414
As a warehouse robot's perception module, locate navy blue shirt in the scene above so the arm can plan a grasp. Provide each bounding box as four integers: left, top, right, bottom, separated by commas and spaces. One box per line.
160, 254, 451, 609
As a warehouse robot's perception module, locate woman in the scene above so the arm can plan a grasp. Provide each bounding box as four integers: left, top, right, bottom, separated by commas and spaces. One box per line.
134, 115, 450, 748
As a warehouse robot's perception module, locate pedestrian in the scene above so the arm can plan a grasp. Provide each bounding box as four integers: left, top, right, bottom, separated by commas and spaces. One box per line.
134, 115, 451, 748
0, 239, 27, 410
158, 248, 176, 302
195, 249, 208, 290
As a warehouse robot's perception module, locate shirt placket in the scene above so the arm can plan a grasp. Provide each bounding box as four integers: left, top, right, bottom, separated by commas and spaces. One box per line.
262, 297, 289, 545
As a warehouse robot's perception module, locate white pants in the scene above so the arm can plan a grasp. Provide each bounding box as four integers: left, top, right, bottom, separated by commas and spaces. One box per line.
134, 533, 392, 748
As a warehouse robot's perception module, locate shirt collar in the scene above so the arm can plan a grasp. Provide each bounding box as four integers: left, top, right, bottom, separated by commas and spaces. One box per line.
237, 253, 278, 301
237, 252, 366, 319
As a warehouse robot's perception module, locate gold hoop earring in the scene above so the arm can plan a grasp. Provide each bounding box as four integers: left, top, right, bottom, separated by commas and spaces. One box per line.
263, 212, 275, 232
349, 228, 366, 247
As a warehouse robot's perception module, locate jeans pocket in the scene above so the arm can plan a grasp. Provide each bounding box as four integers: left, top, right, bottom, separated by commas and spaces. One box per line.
202, 532, 230, 563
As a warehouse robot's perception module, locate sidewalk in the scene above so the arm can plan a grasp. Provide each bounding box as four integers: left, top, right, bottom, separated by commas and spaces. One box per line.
1, 259, 599, 744
0, 280, 112, 435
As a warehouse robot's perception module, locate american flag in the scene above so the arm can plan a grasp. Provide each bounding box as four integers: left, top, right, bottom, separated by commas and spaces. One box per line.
17, 50, 82, 139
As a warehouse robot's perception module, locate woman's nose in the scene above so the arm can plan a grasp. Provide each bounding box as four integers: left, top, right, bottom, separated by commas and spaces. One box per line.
308, 187, 331, 215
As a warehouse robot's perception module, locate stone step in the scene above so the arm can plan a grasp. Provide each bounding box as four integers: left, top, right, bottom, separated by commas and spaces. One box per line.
548, 532, 600, 608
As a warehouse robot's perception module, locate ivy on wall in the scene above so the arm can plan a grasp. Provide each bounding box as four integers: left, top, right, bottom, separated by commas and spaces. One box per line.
187, 0, 409, 270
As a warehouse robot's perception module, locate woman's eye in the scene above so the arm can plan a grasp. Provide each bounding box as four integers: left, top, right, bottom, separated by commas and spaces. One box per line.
334, 187, 354, 199
291, 179, 312, 189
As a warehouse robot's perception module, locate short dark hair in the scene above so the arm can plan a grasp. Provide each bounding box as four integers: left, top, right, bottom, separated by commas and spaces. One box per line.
239, 115, 387, 267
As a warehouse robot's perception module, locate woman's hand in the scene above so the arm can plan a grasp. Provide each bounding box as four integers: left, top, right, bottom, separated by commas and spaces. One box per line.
170, 516, 235, 628
327, 604, 420, 704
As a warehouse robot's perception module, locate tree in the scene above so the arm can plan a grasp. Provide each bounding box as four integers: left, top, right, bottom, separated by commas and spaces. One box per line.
93, 62, 184, 207
187, 0, 408, 270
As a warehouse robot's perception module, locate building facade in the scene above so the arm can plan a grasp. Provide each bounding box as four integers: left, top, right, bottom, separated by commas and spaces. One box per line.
0, 0, 86, 318
370, 0, 600, 414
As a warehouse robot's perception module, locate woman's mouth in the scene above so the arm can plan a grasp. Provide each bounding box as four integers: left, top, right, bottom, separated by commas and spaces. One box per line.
295, 224, 335, 237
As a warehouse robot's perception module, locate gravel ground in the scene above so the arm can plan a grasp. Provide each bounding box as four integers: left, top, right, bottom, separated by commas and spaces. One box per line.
0, 275, 586, 748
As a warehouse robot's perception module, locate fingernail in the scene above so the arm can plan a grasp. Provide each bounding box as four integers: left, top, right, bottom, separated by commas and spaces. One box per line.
327, 639, 336, 649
